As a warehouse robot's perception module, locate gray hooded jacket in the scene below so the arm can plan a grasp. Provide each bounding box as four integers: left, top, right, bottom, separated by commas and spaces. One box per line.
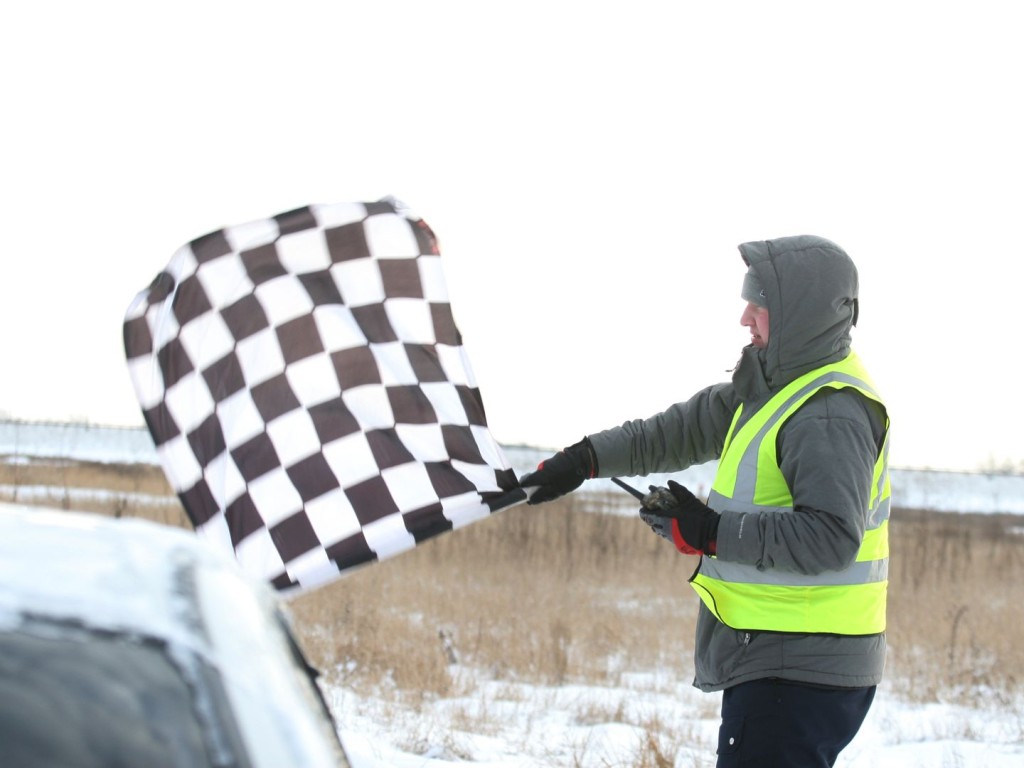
587, 235, 888, 691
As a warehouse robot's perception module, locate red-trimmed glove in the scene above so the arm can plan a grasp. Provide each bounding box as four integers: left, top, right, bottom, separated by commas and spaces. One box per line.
665, 480, 720, 555
519, 438, 597, 505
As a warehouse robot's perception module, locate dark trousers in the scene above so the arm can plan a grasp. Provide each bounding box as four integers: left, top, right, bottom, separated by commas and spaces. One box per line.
716, 679, 875, 767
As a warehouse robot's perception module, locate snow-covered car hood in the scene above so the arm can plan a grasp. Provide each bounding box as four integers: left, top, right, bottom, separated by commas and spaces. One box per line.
0, 505, 349, 768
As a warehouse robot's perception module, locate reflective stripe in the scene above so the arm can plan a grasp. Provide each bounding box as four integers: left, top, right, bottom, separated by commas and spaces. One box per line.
692, 352, 890, 635
728, 371, 882, 502
700, 530, 889, 587
716, 368, 884, 505
868, 436, 892, 526
857, 520, 889, 562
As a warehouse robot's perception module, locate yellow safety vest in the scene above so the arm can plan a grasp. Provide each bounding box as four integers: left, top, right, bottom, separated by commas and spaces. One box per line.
690, 351, 890, 635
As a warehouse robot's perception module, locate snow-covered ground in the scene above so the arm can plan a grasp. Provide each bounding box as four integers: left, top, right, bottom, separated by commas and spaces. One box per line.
330, 672, 1024, 767
4, 421, 1024, 766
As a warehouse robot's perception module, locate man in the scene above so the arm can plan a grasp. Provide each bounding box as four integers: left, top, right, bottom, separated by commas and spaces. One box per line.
520, 235, 890, 767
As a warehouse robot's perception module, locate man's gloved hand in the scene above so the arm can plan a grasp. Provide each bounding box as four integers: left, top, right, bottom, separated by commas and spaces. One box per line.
638, 480, 720, 555
664, 480, 720, 555
519, 438, 597, 505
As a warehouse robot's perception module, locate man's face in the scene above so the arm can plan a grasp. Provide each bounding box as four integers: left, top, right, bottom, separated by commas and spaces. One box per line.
740, 301, 770, 349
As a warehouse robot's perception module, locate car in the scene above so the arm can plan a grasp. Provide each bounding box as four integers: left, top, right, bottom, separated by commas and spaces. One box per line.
0, 503, 352, 768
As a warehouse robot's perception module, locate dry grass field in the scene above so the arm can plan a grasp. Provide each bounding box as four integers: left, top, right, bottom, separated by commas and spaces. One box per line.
292, 498, 1024, 716
0, 459, 185, 525
4, 458, 1023, 717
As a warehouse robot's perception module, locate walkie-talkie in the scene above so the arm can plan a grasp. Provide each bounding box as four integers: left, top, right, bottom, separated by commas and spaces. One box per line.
611, 477, 676, 512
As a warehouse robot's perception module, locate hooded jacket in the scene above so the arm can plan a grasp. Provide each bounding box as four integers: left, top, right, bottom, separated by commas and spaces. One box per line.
587, 235, 889, 691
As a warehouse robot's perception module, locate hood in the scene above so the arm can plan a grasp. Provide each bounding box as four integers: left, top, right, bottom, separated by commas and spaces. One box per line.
733, 235, 859, 397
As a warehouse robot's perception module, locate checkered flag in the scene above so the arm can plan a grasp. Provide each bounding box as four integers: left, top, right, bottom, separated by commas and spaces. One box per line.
124, 199, 526, 593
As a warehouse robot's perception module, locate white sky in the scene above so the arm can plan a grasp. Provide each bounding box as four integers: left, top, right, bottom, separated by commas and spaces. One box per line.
1, 2, 1021, 472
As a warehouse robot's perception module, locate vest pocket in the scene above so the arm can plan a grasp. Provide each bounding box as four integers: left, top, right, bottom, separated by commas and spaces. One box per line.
723, 628, 754, 668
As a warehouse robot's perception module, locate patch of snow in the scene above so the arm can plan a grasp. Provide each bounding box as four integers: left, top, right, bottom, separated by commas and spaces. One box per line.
324, 671, 1024, 767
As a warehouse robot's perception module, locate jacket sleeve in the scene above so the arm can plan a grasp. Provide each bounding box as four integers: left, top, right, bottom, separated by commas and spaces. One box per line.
716, 388, 887, 574
585, 383, 740, 478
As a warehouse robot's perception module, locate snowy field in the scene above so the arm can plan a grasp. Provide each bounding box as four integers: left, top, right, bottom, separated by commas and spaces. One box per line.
3, 421, 1024, 766
330, 675, 1024, 768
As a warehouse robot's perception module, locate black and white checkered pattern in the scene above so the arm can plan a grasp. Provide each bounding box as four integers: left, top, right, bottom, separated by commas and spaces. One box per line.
124, 199, 526, 592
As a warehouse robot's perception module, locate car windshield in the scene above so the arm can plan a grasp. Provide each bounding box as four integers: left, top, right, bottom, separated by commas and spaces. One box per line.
0, 623, 250, 768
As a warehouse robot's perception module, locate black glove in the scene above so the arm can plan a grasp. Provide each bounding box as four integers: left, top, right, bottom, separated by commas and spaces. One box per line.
519, 438, 597, 505
663, 480, 721, 554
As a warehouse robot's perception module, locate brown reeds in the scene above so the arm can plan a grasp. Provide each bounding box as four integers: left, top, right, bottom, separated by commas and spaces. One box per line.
293, 499, 1024, 711
291, 494, 703, 705
885, 507, 1024, 707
